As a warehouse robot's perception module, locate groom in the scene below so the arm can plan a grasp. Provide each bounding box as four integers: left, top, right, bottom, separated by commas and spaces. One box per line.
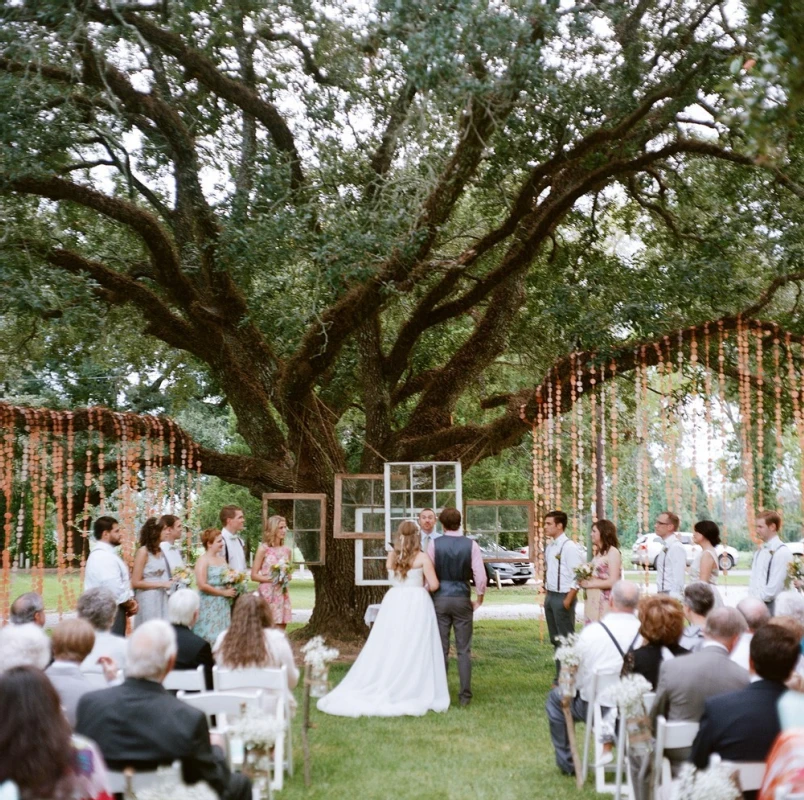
428, 507, 487, 707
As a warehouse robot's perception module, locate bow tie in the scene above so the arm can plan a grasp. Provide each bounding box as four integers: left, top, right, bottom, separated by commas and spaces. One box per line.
168, 543, 181, 550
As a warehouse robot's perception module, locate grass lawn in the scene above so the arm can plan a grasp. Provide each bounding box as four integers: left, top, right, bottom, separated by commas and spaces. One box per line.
283, 619, 598, 800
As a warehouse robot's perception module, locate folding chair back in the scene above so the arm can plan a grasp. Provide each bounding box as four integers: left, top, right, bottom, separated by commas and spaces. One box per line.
710, 755, 766, 793
107, 762, 182, 795
581, 670, 623, 792
653, 716, 699, 800
163, 665, 206, 692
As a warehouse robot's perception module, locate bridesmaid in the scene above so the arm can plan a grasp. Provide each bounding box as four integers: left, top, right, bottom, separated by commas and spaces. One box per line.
131, 517, 171, 627
251, 515, 293, 631
579, 519, 622, 623
193, 528, 237, 644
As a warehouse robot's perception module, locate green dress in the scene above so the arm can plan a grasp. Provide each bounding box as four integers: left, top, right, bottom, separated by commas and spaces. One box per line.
193, 564, 231, 644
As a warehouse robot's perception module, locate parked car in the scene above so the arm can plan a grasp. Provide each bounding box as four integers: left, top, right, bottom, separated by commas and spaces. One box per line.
473, 537, 535, 585
631, 533, 739, 571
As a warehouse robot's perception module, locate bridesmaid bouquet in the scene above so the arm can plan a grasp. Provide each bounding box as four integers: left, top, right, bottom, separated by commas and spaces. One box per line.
573, 563, 594, 584
786, 559, 804, 591
224, 569, 250, 594
172, 566, 194, 588
270, 558, 295, 594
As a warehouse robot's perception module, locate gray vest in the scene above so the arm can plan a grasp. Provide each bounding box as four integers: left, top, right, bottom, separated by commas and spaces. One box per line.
433, 535, 473, 598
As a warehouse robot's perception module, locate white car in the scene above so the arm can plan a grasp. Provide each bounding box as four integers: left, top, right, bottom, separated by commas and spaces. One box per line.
631, 533, 739, 571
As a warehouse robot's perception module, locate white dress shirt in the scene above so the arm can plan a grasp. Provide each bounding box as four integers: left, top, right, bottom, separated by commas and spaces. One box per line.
221, 528, 247, 571
749, 536, 792, 603
656, 538, 686, 599
160, 540, 185, 574
545, 533, 583, 593
83, 541, 133, 605
576, 611, 641, 702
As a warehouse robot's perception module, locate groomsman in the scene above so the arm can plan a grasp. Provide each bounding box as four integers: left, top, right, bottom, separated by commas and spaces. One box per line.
419, 508, 441, 552
655, 511, 686, 600
160, 516, 185, 575
749, 510, 792, 615
543, 511, 583, 679
219, 505, 247, 571
84, 516, 138, 636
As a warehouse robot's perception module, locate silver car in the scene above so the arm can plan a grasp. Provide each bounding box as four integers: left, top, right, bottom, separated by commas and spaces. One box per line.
631, 533, 739, 571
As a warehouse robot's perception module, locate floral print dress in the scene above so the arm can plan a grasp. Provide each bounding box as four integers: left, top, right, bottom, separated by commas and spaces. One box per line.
257, 545, 293, 625
193, 564, 232, 644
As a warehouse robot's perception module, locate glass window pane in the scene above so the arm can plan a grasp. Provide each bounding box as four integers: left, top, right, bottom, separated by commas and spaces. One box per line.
362, 559, 388, 581
499, 505, 530, 530
411, 465, 433, 490
288, 530, 321, 563
413, 491, 433, 510
363, 539, 388, 558
341, 504, 357, 532
435, 464, 456, 490
389, 466, 409, 490
465, 506, 498, 532
499, 531, 529, 551
294, 499, 321, 530
360, 511, 385, 532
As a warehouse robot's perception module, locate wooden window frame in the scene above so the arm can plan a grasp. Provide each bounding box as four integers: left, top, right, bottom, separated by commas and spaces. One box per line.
333, 473, 385, 539
262, 493, 327, 566
464, 499, 535, 563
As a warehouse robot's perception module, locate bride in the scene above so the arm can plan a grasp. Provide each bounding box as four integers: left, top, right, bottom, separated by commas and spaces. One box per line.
317, 520, 450, 717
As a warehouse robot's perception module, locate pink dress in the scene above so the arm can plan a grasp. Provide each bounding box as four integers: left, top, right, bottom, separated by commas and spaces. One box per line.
257, 545, 293, 625
583, 553, 613, 623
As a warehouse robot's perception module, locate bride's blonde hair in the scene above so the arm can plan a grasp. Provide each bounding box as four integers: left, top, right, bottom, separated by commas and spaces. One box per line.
391, 520, 421, 580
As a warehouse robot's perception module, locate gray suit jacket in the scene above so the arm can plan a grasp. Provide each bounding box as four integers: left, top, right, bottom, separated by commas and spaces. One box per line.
46, 661, 98, 727
650, 643, 750, 760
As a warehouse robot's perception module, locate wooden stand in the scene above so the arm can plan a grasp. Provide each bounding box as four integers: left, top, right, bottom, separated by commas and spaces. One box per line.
562, 696, 584, 790
301, 669, 313, 788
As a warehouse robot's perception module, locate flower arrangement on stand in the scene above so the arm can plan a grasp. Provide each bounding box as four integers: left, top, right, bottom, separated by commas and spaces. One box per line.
555, 633, 584, 789
270, 558, 294, 594
228, 709, 287, 800
609, 673, 654, 758
675, 763, 742, 800
133, 766, 218, 800
301, 636, 340, 698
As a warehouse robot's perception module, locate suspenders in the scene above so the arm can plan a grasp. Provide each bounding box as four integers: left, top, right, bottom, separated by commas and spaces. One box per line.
554, 540, 568, 592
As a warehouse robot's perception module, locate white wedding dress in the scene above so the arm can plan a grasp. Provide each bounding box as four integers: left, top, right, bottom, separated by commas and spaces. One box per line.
316, 567, 450, 717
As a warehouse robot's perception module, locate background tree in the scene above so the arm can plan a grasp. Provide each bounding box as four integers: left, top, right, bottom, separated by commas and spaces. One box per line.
3, 0, 804, 636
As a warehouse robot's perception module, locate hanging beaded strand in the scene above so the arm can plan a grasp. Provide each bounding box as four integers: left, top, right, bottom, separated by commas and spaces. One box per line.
689, 328, 699, 522
0, 408, 13, 620
609, 360, 620, 527
736, 318, 758, 542
554, 370, 562, 511
785, 333, 804, 512
590, 361, 598, 523
754, 326, 765, 511
773, 327, 784, 479
570, 352, 579, 537
546, 377, 554, 510
575, 356, 585, 540
655, 340, 672, 510
703, 323, 715, 516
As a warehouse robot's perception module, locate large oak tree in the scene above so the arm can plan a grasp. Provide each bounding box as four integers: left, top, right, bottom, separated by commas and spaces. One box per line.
2, 0, 804, 636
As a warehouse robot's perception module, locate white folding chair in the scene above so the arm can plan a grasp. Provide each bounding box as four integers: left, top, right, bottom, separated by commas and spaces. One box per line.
581, 670, 624, 793
107, 761, 182, 795
176, 689, 262, 730
642, 692, 656, 712
614, 690, 655, 800
163, 665, 206, 692
212, 665, 293, 783
652, 715, 700, 800
709, 754, 767, 793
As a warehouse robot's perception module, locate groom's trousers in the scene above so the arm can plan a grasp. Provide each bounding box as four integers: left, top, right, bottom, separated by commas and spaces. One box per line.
544, 591, 576, 680
433, 596, 473, 704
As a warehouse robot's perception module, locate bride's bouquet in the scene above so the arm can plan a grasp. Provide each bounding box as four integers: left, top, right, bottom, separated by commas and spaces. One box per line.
269, 557, 294, 594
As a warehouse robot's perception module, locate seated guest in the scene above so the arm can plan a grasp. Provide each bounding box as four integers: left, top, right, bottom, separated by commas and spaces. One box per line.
768, 616, 804, 690
632, 595, 689, 689
731, 596, 771, 672
213, 593, 299, 699
651, 607, 749, 762
0, 622, 50, 672
0, 666, 111, 800
9, 592, 45, 627
78, 587, 127, 675
545, 580, 641, 776
679, 582, 715, 652
775, 591, 804, 682
691, 623, 801, 799
169, 589, 214, 689
46, 619, 117, 728
75, 620, 251, 800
